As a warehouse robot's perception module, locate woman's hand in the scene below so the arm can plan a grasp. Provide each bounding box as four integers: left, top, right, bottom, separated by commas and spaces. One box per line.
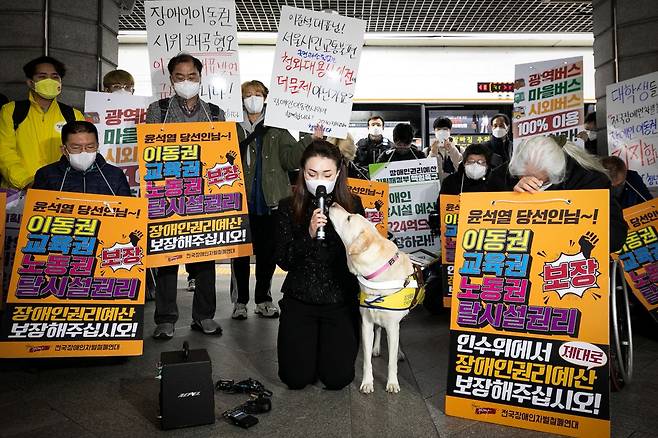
429, 140, 440, 156
309, 208, 328, 238
514, 176, 544, 193
312, 124, 325, 140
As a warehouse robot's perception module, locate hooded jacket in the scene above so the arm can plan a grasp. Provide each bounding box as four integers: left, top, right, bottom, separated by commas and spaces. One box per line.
32, 154, 131, 196
0, 92, 84, 189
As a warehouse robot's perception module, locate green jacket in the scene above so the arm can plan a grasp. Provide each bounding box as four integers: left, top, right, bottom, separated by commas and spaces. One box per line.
237, 124, 312, 208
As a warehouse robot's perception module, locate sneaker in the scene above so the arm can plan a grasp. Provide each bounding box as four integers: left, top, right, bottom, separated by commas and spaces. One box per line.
255, 301, 280, 318
191, 319, 223, 335
188, 278, 196, 292
232, 303, 248, 320
152, 323, 174, 340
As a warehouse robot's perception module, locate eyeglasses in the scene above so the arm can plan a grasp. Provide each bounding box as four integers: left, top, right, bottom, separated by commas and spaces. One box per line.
108, 84, 134, 92
465, 159, 486, 165
67, 143, 99, 153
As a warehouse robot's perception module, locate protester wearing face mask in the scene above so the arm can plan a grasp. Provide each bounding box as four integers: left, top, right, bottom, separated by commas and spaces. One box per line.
354, 116, 394, 175
482, 113, 513, 167
32, 121, 130, 196
102, 69, 135, 95
275, 140, 364, 390
488, 135, 628, 253
577, 112, 598, 155
0, 56, 84, 189
145, 54, 226, 340
377, 123, 426, 163
439, 144, 492, 197
601, 156, 653, 209
230, 80, 324, 321
425, 116, 462, 182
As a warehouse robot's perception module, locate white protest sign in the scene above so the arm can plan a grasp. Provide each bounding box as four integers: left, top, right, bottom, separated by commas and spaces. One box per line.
513, 57, 584, 148
265, 6, 365, 138
606, 71, 658, 188
84, 92, 151, 195
369, 158, 441, 264
145, 0, 242, 121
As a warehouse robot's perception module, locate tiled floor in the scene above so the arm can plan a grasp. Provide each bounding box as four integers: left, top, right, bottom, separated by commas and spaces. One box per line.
1, 267, 658, 437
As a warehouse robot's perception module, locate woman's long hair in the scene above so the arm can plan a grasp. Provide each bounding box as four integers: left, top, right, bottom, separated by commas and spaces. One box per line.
292, 140, 355, 224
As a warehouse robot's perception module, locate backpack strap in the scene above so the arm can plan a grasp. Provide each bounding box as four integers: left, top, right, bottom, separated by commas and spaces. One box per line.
12, 100, 30, 130
239, 121, 269, 155
58, 102, 76, 124
208, 102, 221, 121
158, 98, 170, 123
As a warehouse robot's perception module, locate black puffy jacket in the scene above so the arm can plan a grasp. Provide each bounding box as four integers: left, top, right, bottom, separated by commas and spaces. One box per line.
32, 155, 131, 196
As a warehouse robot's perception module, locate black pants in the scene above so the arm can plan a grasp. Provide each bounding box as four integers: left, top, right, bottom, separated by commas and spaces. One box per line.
277, 295, 358, 390
154, 261, 216, 324
231, 213, 277, 305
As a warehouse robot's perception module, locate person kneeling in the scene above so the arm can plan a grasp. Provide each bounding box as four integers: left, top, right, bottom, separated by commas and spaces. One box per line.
275, 140, 364, 390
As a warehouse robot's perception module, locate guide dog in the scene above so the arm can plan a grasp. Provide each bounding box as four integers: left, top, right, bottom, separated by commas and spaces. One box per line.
329, 203, 424, 393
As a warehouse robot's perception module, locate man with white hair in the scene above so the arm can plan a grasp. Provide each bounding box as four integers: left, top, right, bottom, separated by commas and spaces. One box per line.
488, 135, 628, 252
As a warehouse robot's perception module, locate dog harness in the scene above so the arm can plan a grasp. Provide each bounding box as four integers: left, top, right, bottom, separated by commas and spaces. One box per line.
358, 264, 426, 311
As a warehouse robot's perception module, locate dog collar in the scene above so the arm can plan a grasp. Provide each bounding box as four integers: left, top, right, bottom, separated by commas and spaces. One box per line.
363, 252, 400, 280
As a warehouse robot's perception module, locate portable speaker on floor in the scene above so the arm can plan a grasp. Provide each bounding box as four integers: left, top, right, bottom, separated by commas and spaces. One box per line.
159, 341, 215, 430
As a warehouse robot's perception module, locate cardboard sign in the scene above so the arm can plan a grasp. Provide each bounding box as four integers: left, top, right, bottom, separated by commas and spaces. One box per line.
145, 0, 243, 121
0, 190, 147, 358
84, 91, 151, 195
369, 158, 440, 264
1, 189, 26, 307
265, 6, 365, 138
513, 57, 584, 148
446, 190, 610, 437
613, 198, 658, 319
347, 178, 389, 237
440, 194, 459, 308
137, 122, 253, 267
606, 71, 658, 187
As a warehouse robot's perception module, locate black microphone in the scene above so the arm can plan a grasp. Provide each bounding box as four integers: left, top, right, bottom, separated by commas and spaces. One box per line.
316, 185, 327, 240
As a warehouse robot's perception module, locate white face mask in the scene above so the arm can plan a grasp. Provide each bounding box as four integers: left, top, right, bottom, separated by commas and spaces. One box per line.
112, 89, 132, 95
368, 125, 383, 137
492, 127, 508, 139
173, 80, 200, 100
435, 130, 450, 142
586, 130, 597, 141
68, 151, 97, 172
305, 175, 338, 197
464, 163, 487, 180
243, 95, 264, 114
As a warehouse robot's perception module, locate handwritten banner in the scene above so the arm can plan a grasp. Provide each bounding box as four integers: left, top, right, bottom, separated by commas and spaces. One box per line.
369, 158, 440, 264
265, 6, 365, 138
513, 57, 584, 148
145, 0, 242, 121
137, 122, 253, 267
613, 198, 658, 319
347, 178, 389, 237
440, 194, 459, 308
446, 190, 610, 437
606, 71, 658, 187
84, 91, 151, 195
0, 190, 147, 358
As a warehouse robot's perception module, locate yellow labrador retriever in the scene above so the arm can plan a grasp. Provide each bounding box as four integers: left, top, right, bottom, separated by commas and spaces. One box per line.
330, 203, 422, 393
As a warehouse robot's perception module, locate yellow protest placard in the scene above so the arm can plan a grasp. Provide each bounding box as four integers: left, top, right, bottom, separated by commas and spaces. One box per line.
612, 198, 658, 319
137, 122, 253, 267
440, 194, 459, 308
446, 190, 610, 437
347, 178, 389, 237
0, 190, 147, 358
